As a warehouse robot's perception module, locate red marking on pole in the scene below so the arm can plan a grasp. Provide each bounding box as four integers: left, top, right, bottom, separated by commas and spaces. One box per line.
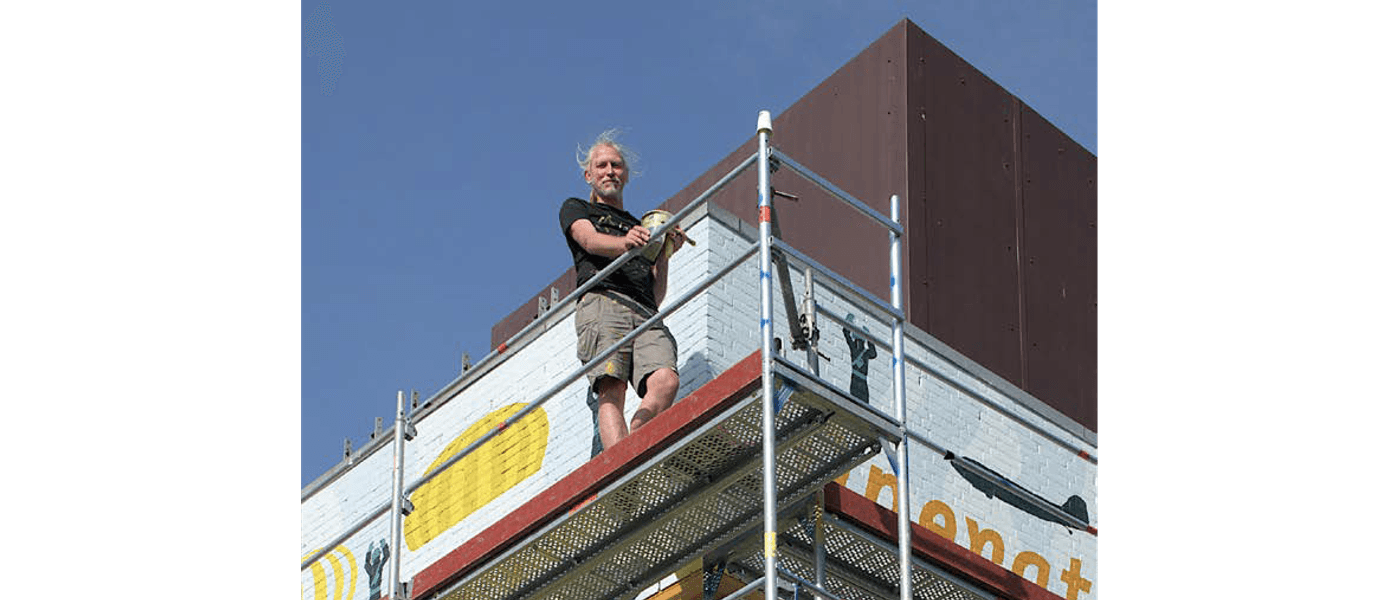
496, 343, 507, 354
495, 422, 507, 432
1086, 525, 1098, 536
1077, 450, 1093, 461
759, 206, 771, 223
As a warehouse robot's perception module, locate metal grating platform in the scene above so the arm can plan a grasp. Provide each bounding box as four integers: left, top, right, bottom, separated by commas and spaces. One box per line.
431, 364, 892, 600
716, 503, 993, 600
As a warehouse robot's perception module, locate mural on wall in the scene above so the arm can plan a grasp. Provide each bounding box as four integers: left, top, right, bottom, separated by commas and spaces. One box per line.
950, 457, 1090, 528
839, 464, 1094, 599
831, 309, 1093, 597
302, 545, 357, 600
841, 313, 877, 404
364, 539, 389, 599
841, 311, 1090, 527
404, 403, 549, 550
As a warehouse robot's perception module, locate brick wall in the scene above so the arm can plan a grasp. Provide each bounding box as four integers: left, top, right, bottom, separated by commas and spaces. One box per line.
302, 204, 1097, 600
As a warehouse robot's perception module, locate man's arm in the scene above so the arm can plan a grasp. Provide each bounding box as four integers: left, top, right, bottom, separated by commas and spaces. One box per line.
568, 219, 650, 258
652, 253, 669, 306
650, 229, 685, 306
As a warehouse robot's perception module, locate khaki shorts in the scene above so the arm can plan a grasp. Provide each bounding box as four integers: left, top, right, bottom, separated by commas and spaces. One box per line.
575, 291, 677, 397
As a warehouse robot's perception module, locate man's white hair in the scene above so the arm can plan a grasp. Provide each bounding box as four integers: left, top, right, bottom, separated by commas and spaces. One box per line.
576, 128, 641, 176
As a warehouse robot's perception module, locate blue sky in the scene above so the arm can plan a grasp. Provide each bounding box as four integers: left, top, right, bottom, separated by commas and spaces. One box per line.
301, 0, 1097, 485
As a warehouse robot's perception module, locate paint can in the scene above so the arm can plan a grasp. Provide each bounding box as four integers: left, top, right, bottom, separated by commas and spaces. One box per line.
640, 209, 677, 262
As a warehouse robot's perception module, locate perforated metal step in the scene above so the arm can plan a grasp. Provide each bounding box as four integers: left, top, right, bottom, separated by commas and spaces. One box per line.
430, 363, 891, 600
716, 501, 992, 600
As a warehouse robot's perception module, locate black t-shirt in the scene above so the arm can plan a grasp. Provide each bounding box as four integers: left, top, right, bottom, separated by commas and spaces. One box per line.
559, 197, 657, 310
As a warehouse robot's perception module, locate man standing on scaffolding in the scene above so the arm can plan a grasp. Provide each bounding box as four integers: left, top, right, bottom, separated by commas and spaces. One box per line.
560, 130, 687, 453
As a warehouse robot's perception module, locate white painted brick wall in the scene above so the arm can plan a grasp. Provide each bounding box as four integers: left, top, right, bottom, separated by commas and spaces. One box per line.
762, 229, 1099, 599
302, 206, 1098, 600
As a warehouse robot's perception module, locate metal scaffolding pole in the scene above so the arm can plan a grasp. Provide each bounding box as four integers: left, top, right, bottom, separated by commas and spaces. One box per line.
756, 109, 779, 600
302, 114, 982, 600
890, 194, 912, 600
389, 390, 409, 599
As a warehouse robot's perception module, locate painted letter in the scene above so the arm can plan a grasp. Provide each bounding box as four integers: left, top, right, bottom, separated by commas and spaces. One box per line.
963, 516, 1005, 565
1012, 551, 1051, 588
864, 465, 899, 511
1060, 558, 1093, 600
917, 500, 957, 541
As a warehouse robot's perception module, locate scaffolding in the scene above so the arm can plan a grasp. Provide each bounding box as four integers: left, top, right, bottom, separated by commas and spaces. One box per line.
302, 111, 1094, 600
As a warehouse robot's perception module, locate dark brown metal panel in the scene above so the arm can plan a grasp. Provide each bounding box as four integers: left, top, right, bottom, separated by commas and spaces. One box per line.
903, 22, 930, 334
663, 20, 912, 306
491, 20, 1097, 435
659, 137, 758, 238
1019, 106, 1097, 430
904, 24, 1025, 391
497, 16, 914, 349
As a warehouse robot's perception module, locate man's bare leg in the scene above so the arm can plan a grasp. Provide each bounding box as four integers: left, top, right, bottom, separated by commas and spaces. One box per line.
595, 377, 630, 449
631, 368, 679, 432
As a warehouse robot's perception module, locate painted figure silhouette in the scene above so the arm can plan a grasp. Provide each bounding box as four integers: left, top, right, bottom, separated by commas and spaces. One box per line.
365, 539, 389, 598
842, 313, 877, 403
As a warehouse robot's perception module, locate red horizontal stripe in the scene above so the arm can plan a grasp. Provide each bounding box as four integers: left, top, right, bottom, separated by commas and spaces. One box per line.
410, 350, 763, 599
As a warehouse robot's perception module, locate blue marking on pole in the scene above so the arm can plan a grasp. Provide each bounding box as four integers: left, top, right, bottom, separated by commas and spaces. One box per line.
891, 276, 896, 289
761, 318, 770, 330
760, 269, 771, 281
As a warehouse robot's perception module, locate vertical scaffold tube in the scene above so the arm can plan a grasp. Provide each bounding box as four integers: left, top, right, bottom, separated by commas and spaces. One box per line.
890, 195, 912, 600
756, 110, 778, 600
813, 501, 827, 588
804, 267, 821, 376
390, 391, 407, 599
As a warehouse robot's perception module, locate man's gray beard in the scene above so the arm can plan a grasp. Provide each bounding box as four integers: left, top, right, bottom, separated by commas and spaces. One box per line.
593, 182, 623, 201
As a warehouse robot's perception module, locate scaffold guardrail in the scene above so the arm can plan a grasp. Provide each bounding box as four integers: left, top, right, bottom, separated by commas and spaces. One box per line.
302, 111, 1094, 600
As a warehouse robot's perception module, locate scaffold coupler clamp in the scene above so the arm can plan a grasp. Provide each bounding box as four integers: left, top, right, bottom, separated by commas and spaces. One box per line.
701, 559, 729, 600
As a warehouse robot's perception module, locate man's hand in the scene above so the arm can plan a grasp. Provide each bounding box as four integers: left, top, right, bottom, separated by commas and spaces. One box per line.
665, 226, 687, 256
621, 225, 651, 251
570, 219, 651, 258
